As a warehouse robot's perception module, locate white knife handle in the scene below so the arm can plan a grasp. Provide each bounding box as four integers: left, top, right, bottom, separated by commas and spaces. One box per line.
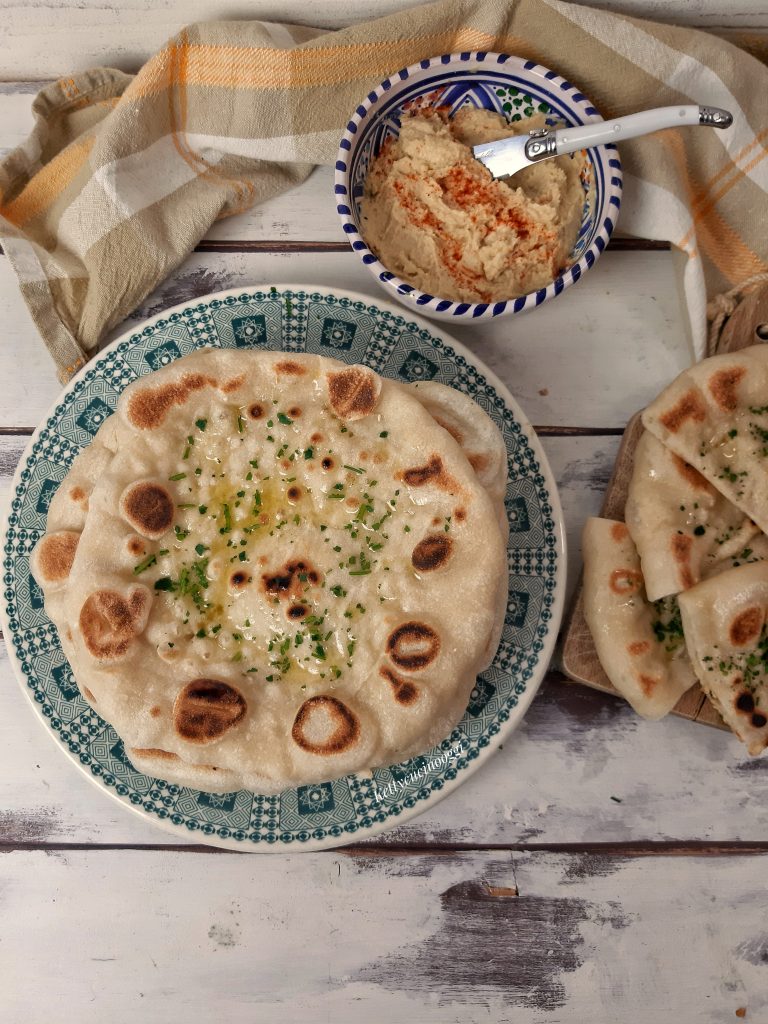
525, 105, 733, 162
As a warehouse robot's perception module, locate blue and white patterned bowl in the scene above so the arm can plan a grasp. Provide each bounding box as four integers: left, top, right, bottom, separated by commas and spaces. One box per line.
1, 286, 566, 852
334, 52, 622, 323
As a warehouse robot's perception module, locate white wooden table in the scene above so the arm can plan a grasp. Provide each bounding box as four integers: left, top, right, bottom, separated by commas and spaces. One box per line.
2, 3, 768, 1022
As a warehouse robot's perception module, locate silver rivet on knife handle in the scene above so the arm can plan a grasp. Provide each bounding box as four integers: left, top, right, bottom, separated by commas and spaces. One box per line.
698, 106, 734, 128
524, 129, 558, 162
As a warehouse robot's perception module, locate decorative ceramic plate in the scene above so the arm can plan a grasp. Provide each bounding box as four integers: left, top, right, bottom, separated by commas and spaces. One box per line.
1, 286, 566, 851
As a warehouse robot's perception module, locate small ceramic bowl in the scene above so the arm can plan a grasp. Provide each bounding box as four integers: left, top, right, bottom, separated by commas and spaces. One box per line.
334, 51, 622, 323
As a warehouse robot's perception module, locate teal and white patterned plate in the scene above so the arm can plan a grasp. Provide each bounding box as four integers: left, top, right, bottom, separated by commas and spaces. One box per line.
1, 286, 566, 851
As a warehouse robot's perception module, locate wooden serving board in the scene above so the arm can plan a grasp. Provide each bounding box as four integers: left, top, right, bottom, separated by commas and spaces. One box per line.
562, 282, 768, 728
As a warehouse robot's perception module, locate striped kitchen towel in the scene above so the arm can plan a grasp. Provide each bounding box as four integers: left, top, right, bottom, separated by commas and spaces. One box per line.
1, 0, 766, 380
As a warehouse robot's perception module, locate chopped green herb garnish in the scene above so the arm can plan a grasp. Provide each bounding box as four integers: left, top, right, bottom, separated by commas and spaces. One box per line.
343, 464, 364, 474
133, 553, 157, 575
169, 472, 187, 481
220, 503, 232, 533
277, 412, 293, 425
195, 418, 207, 431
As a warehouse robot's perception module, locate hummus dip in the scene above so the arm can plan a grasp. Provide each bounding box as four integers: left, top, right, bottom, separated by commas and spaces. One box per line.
360, 108, 587, 303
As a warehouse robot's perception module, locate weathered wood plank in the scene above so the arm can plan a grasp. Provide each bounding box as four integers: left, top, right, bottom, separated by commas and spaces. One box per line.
0, 847, 765, 1022
1, 1, 766, 79
0, 247, 690, 429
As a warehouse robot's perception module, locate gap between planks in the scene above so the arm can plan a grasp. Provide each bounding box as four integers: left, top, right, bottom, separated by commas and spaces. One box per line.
0, 238, 670, 258
1, 840, 767, 856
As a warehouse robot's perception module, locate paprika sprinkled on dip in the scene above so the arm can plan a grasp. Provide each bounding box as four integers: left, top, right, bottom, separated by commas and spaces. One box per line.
360, 107, 587, 303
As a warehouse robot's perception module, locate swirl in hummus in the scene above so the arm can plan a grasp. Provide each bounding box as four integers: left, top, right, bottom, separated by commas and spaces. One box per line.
360, 108, 588, 303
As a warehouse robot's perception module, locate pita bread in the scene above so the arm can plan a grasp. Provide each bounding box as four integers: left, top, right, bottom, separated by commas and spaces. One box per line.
625, 430, 762, 601
582, 517, 697, 719
678, 562, 768, 755
642, 345, 768, 534
32, 350, 508, 794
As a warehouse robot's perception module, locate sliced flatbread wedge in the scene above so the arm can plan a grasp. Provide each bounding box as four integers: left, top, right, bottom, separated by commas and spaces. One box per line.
625, 430, 762, 601
642, 344, 768, 534
678, 562, 768, 756
582, 517, 697, 719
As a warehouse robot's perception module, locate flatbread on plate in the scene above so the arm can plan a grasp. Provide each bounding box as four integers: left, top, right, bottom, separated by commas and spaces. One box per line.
32, 350, 509, 793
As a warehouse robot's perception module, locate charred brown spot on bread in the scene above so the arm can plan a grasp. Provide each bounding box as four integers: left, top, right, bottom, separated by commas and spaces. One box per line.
79, 587, 149, 660
287, 603, 307, 620
327, 366, 381, 420
275, 360, 306, 376
708, 366, 745, 412
230, 571, 250, 590
248, 403, 264, 420
627, 640, 650, 656
387, 622, 441, 671
221, 375, 244, 394
127, 536, 146, 557
670, 534, 694, 590
736, 690, 755, 713
379, 666, 419, 706
288, 406, 302, 418
82, 687, 96, 704
173, 679, 246, 743
311, 432, 323, 443
321, 457, 334, 470
35, 531, 79, 583
150, 706, 162, 718
468, 453, 489, 474
412, 534, 453, 572
127, 372, 207, 429
752, 712, 768, 728
70, 485, 87, 505
658, 390, 707, 433
121, 481, 174, 539
454, 507, 467, 523
729, 606, 764, 646
610, 523, 628, 542
609, 568, 643, 595
262, 559, 321, 601
639, 673, 659, 696
400, 454, 460, 493
672, 455, 714, 492
287, 486, 302, 503
291, 695, 360, 755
